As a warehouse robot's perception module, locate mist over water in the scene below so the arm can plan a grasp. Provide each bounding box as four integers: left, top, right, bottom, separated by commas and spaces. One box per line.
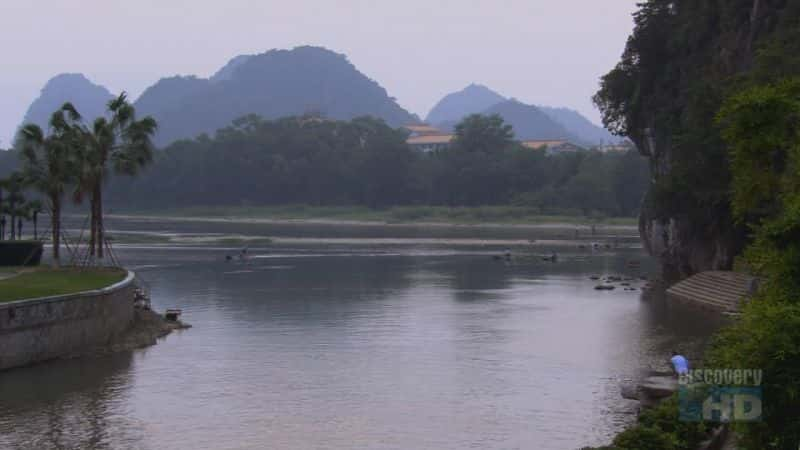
0, 220, 722, 449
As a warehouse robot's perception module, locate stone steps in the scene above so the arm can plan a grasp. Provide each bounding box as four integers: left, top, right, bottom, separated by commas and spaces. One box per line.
668, 285, 743, 311
670, 282, 743, 305
666, 271, 756, 312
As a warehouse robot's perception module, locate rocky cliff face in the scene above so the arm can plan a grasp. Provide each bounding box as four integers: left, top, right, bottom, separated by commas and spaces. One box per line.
594, 1, 796, 280
633, 126, 746, 281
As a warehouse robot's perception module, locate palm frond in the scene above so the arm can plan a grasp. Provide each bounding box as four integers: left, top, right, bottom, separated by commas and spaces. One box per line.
18, 123, 45, 143
108, 92, 128, 112
60, 102, 83, 122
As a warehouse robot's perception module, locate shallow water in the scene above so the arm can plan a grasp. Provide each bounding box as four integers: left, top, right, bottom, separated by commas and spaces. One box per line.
0, 221, 724, 449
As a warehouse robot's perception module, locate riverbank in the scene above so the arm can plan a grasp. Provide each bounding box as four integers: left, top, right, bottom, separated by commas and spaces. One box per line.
78, 307, 190, 358
583, 283, 742, 450
92, 208, 640, 247
97, 226, 642, 248
0, 269, 187, 371
109, 205, 638, 227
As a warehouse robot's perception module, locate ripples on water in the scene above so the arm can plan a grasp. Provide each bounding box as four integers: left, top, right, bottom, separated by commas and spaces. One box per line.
0, 220, 724, 449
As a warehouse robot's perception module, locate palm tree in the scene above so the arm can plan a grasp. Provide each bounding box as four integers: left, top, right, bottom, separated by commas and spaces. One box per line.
28, 199, 43, 240
17, 103, 83, 264
2, 172, 27, 241
16, 207, 27, 240
75, 93, 157, 259
0, 178, 6, 240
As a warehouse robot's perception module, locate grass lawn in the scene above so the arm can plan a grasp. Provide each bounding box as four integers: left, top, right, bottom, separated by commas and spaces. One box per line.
0, 268, 128, 303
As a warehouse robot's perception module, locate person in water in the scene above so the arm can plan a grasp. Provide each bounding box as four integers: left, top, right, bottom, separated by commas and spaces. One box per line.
238, 246, 251, 265
670, 350, 690, 376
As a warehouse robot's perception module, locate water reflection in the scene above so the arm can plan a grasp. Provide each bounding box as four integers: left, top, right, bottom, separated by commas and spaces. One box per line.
0, 353, 142, 450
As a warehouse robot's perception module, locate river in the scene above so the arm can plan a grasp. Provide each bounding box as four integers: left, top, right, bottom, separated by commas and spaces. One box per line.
0, 218, 724, 449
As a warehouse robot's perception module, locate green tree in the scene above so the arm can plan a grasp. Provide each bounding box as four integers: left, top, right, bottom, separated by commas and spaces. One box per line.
710, 78, 800, 449
717, 78, 800, 296
75, 93, 157, 259
452, 114, 515, 153
17, 103, 83, 264
350, 116, 416, 208
27, 199, 43, 240
101, 113, 647, 218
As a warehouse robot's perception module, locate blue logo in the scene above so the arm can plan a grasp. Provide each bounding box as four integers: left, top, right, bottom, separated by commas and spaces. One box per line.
679, 386, 762, 422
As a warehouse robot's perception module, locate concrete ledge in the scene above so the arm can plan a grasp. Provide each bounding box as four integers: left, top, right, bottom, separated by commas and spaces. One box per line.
0, 270, 137, 370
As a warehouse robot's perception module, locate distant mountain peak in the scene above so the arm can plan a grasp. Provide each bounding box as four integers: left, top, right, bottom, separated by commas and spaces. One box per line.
427, 83, 619, 146
210, 54, 254, 83
42, 73, 98, 89
18, 73, 114, 136
483, 100, 573, 141
133, 45, 418, 145
426, 83, 507, 125
463, 83, 502, 94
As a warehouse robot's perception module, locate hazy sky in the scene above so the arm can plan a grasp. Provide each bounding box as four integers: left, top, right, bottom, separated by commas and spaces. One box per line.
0, 0, 638, 146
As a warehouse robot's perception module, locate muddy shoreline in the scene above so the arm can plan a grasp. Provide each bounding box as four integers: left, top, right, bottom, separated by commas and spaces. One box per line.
67, 308, 190, 360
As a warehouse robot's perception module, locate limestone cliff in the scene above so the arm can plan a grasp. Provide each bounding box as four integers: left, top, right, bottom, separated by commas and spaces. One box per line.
595, 0, 800, 280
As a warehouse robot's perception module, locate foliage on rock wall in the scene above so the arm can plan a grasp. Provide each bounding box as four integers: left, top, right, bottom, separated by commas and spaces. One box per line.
594, 0, 800, 239
594, 1, 800, 447
709, 77, 800, 449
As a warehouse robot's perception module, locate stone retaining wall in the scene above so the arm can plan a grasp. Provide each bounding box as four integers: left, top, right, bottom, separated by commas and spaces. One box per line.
0, 271, 136, 370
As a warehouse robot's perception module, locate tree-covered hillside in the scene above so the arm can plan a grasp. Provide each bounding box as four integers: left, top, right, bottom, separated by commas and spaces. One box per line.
17, 47, 420, 149
428, 84, 616, 145
135, 46, 420, 146
482, 100, 574, 141
537, 106, 621, 145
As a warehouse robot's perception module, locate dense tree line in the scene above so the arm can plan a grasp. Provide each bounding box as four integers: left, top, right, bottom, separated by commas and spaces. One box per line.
104, 113, 648, 217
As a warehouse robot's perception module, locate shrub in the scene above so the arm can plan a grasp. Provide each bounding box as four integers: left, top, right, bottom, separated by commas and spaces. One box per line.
612, 425, 676, 450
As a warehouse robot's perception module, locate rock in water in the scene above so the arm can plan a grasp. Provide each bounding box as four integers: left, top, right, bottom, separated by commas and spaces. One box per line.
595, 285, 616, 290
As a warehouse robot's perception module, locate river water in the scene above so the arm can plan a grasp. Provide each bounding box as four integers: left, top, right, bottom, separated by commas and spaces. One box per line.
0, 218, 724, 449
